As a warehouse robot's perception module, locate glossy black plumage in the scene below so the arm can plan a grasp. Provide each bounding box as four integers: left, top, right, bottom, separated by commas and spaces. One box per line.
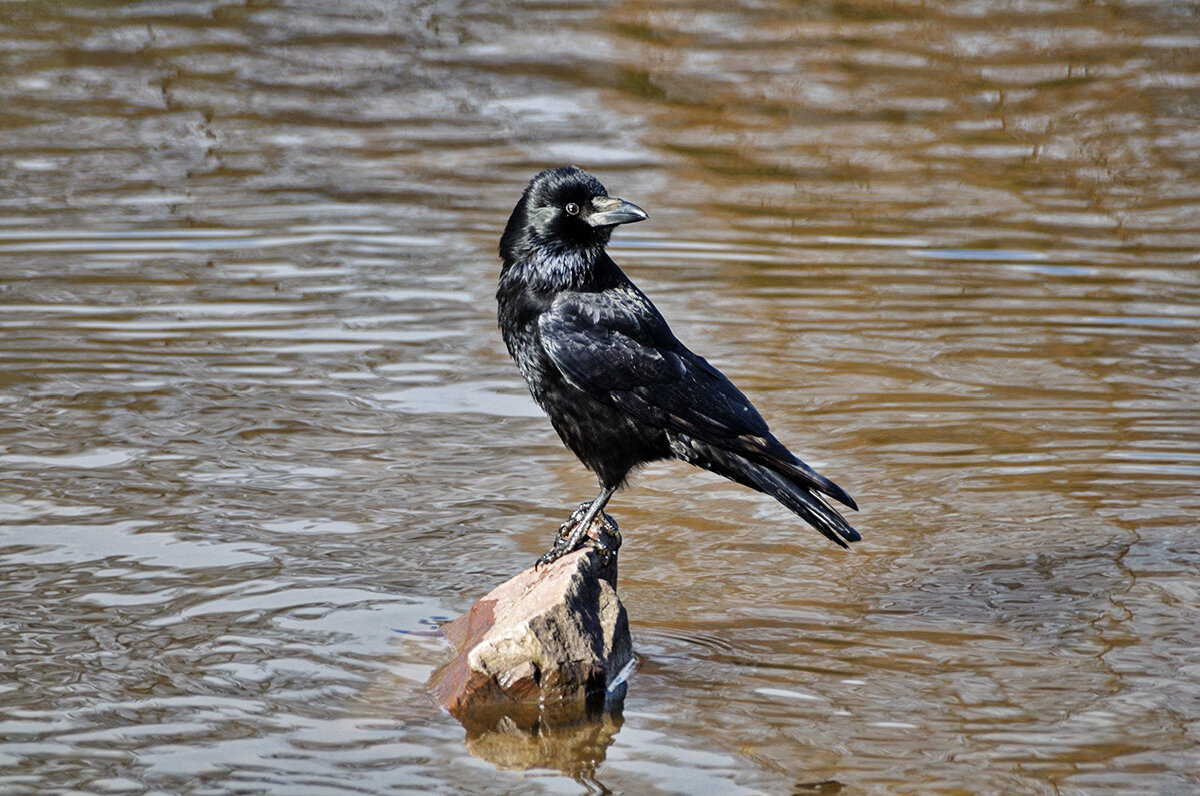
497, 166, 860, 556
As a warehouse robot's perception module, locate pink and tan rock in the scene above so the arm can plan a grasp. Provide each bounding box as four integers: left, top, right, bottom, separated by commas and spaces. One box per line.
429, 517, 630, 717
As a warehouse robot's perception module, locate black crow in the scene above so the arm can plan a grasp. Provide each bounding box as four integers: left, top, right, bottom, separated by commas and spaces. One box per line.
497, 166, 859, 565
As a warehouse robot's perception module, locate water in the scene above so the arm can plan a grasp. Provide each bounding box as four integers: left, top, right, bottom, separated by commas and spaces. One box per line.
2, 1, 1198, 793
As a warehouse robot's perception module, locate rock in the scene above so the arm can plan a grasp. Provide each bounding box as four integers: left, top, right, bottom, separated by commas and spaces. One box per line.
428, 514, 631, 720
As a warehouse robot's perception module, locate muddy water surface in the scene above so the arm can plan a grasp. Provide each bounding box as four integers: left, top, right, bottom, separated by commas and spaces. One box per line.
2, 1, 1199, 793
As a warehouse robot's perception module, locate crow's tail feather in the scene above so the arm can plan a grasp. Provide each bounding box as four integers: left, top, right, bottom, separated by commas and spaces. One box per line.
676, 435, 860, 547
748, 462, 860, 548
769, 455, 858, 512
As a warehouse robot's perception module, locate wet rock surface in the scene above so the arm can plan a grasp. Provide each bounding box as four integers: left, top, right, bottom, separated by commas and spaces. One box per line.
429, 516, 630, 720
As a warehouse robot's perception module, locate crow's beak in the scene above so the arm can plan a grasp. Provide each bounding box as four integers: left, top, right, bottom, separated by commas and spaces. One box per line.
587, 196, 648, 228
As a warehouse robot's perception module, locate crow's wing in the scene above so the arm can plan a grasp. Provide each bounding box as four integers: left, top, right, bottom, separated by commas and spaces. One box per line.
538, 289, 855, 509
539, 289, 766, 439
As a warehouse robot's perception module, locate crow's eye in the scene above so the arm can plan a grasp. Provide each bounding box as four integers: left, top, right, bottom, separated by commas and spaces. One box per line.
564, 202, 580, 216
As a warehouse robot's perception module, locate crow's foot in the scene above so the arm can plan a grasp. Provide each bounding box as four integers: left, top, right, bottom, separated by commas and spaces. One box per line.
584, 518, 621, 568
555, 502, 593, 543
536, 502, 619, 568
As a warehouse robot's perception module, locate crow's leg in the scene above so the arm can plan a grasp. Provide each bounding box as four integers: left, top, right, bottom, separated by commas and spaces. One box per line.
537, 485, 617, 567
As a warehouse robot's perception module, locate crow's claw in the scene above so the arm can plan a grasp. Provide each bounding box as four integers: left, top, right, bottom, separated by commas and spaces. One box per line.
553, 502, 591, 544
536, 505, 621, 569
535, 546, 568, 569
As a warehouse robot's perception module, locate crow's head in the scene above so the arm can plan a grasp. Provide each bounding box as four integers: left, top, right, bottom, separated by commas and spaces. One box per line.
500, 166, 647, 271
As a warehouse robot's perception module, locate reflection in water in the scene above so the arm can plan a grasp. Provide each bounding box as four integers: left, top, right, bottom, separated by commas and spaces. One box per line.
792, 782, 845, 795
455, 688, 626, 779
2, 0, 1199, 793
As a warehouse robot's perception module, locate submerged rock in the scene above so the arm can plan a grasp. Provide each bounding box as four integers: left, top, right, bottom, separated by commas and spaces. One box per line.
429, 515, 630, 719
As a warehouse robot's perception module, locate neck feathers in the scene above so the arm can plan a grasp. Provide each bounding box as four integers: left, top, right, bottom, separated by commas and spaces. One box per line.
500, 239, 612, 292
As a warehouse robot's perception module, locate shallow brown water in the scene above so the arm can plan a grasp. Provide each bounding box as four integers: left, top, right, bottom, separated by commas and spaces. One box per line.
2, 1, 1199, 793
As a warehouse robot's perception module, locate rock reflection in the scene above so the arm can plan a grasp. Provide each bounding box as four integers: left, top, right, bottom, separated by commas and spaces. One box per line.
453, 686, 626, 777
792, 781, 844, 794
